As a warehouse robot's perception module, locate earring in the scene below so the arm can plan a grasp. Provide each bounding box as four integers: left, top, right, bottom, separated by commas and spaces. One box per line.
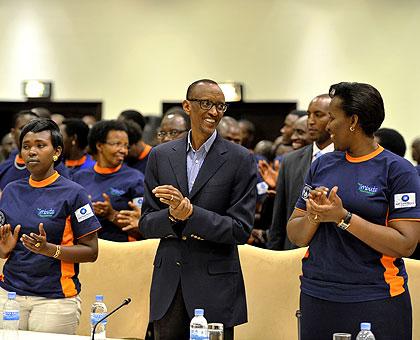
52, 155, 58, 162
350, 126, 355, 132
71, 140, 76, 145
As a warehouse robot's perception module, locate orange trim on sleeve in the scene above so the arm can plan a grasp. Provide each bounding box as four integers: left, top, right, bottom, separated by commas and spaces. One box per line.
138, 143, 152, 160
388, 218, 420, 223
66, 155, 87, 167
77, 227, 101, 239
94, 163, 122, 174
294, 207, 307, 213
29, 171, 60, 188
128, 235, 137, 242
60, 216, 78, 298
346, 145, 384, 163
380, 255, 405, 297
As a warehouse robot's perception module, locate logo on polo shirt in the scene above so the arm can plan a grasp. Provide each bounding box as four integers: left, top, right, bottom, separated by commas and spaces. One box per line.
109, 187, 125, 196
75, 203, 94, 222
133, 197, 143, 209
37, 208, 55, 217
395, 193, 416, 208
301, 184, 313, 200
357, 182, 378, 195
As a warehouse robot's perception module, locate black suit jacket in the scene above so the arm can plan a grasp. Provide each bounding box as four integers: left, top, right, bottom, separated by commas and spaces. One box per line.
139, 133, 257, 327
269, 144, 313, 250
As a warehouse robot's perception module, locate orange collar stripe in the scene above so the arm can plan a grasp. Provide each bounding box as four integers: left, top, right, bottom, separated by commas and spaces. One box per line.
29, 171, 60, 188
94, 163, 122, 174
346, 145, 384, 163
138, 144, 152, 160
15, 155, 24, 164
66, 155, 87, 167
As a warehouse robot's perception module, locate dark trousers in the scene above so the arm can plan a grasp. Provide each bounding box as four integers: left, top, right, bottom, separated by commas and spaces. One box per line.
300, 291, 412, 340
154, 283, 234, 340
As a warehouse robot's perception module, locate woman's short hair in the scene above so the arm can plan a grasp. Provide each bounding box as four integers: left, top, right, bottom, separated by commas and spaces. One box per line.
88, 120, 128, 155
19, 118, 64, 167
329, 82, 385, 137
62, 118, 90, 150
375, 127, 406, 157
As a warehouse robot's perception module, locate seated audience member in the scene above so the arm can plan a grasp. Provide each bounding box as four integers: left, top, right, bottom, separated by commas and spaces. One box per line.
0, 118, 100, 334
51, 113, 65, 126
123, 120, 146, 174
254, 140, 273, 162
287, 82, 420, 339
31, 107, 51, 118
1, 133, 16, 162
157, 109, 190, 144
258, 114, 311, 190
269, 94, 333, 250
411, 136, 420, 165
60, 119, 96, 176
72, 120, 144, 242
374, 127, 406, 157
118, 110, 151, 174
0, 110, 70, 191
81, 115, 97, 129
238, 119, 255, 150
280, 110, 307, 146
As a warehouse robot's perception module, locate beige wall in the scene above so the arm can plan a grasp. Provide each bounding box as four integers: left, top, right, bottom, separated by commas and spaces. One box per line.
1, 0, 419, 159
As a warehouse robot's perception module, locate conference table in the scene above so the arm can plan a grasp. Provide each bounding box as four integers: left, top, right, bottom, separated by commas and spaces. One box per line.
6, 330, 126, 340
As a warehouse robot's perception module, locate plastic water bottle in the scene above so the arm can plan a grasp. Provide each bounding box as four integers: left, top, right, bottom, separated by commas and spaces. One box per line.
91, 295, 107, 340
356, 322, 376, 340
3, 292, 19, 340
190, 308, 208, 340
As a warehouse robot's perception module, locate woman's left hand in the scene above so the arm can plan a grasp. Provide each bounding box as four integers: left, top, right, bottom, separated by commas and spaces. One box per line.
307, 186, 347, 223
21, 223, 49, 254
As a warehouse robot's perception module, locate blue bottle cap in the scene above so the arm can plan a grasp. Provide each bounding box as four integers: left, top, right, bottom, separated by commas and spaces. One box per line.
360, 322, 371, 330
7, 292, 16, 299
95, 295, 104, 302
194, 309, 204, 316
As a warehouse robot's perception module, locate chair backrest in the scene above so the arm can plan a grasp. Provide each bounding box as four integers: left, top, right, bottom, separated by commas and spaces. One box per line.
236, 245, 307, 340
77, 239, 159, 339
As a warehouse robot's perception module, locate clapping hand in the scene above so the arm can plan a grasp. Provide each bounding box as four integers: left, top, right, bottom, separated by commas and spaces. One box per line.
306, 186, 346, 223
0, 224, 20, 258
153, 185, 193, 221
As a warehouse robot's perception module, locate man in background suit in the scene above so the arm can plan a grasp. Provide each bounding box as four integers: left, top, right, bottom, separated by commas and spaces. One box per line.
269, 94, 333, 250
139, 79, 257, 340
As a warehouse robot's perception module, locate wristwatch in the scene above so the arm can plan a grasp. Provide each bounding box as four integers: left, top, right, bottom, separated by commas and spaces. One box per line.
337, 211, 352, 230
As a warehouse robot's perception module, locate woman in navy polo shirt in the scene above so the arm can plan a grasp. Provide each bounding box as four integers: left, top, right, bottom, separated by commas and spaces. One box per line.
287, 82, 420, 340
0, 118, 101, 334
72, 120, 144, 242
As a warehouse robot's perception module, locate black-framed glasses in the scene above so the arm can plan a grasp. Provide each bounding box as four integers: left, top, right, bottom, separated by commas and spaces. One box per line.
157, 130, 188, 139
104, 141, 131, 150
187, 99, 229, 113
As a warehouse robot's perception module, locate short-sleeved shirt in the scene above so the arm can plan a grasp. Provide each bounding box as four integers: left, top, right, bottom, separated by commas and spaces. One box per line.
0, 149, 70, 190
72, 163, 145, 242
0, 172, 101, 298
125, 142, 152, 175
65, 154, 96, 177
295, 146, 420, 302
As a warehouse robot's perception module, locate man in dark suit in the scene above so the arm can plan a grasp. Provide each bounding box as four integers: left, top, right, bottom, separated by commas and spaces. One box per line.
269, 94, 333, 250
139, 79, 257, 340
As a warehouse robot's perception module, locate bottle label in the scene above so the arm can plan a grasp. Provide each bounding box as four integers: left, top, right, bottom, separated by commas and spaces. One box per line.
3, 311, 19, 321
91, 313, 107, 324
190, 328, 208, 340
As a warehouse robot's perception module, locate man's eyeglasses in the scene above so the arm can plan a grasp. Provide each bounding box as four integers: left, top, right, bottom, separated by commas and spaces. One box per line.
187, 99, 229, 114
104, 141, 131, 150
157, 130, 188, 139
